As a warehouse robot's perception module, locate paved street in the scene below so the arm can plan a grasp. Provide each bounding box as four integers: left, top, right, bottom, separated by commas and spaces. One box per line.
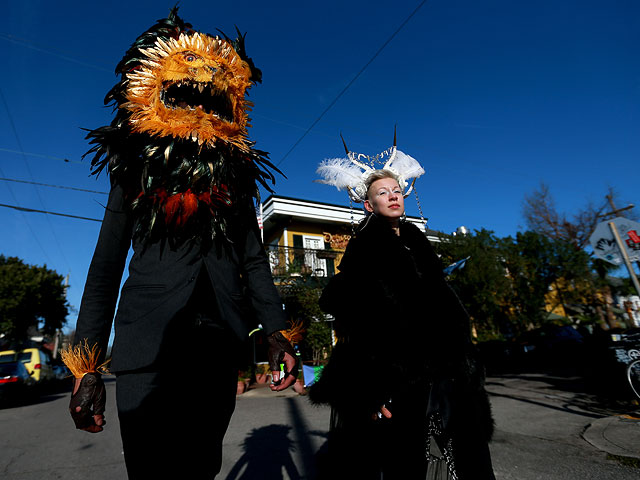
484, 373, 638, 479
0, 374, 638, 479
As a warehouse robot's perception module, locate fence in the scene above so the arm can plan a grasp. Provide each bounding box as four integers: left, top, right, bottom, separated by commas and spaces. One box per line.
266, 245, 341, 278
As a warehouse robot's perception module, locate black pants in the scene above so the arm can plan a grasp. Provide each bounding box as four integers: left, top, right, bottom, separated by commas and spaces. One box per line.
116, 276, 241, 479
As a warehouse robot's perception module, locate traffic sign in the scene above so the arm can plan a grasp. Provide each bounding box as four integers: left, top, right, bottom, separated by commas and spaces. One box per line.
589, 217, 640, 265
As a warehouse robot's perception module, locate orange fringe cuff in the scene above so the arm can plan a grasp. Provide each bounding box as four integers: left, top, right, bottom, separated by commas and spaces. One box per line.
280, 320, 305, 345
60, 339, 111, 378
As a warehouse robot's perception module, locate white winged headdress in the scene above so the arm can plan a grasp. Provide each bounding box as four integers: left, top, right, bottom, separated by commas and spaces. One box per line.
316, 131, 425, 203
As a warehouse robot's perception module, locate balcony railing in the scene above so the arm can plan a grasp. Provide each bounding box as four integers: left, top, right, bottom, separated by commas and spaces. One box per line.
266, 245, 342, 278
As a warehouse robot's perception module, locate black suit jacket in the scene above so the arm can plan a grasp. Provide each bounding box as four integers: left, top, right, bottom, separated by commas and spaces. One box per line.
75, 183, 286, 372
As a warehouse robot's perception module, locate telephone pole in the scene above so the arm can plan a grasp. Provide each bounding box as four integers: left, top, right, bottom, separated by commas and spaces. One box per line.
604, 192, 634, 218
601, 192, 638, 273
597, 193, 640, 299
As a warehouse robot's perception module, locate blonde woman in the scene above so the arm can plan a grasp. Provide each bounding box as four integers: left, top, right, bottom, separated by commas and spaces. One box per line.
311, 169, 495, 480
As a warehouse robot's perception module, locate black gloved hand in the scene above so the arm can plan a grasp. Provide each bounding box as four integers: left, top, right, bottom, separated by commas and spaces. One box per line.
69, 373, 106, 431
267, 331, 299, 386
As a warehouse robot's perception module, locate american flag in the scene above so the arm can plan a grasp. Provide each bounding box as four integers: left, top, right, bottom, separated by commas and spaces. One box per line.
256, 203, 264, 243
443, 256, 470, 276
256, 203, 263, 229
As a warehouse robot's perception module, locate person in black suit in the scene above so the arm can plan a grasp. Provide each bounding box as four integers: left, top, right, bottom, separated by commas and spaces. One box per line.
63, 9, 297, 479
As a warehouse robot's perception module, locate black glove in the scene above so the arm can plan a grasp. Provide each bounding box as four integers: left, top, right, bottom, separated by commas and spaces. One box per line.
267, 331, 299, 386
69, 373, 106, 430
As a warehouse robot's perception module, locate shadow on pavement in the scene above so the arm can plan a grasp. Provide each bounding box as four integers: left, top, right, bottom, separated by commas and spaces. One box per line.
487, 389, 603, 419
286, 397, 328, 478
224, 396, 330, 479
487, 371, 640, 417
225, 424, 301, 480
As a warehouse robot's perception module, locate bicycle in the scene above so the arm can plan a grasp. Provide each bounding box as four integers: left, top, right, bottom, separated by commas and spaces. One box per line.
626, 349, 640, 401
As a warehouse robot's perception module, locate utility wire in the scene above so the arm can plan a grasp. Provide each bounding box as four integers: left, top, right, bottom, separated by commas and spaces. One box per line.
0, 104, 53, 263
0, 176, 108, 195
0, 203, 101, 222
0, 171, 55, 262
0, 33, 112, 73
0, 147, 83, 164
276, 0, 428, 167
0, 86, 71, 269
0, 167, 52, 262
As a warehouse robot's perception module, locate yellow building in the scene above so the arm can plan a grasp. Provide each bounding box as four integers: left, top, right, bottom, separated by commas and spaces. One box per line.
260, 195, 442, 278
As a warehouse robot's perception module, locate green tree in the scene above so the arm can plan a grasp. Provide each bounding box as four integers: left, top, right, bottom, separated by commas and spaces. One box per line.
500, 231, 591, 330
545, 236, 593, 317
435, 229, 512, 340
500, 232, 552, 331
435, 229, 593, 340
277, 275, 333, 362
522, 184, 638, 328
305, 320, 332, 365
0, 255, 69, 343
278, 276, 326, 324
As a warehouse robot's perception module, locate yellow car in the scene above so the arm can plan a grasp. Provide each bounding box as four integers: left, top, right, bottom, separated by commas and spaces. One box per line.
0, 348, 55, 383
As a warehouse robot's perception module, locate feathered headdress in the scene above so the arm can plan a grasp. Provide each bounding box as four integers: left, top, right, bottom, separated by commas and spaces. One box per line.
316, 129, 425, 203
83, 7, 281, 246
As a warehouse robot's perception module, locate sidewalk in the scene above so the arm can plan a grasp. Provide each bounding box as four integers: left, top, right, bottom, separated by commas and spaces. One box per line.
583, 413, 640, 460
240, 381, 305, 398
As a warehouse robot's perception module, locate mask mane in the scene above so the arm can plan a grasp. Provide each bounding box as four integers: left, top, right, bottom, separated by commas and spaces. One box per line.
84, 8, 279, 246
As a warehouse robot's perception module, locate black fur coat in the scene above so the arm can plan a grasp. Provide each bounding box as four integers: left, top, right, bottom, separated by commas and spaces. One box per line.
309, 214, 493, 443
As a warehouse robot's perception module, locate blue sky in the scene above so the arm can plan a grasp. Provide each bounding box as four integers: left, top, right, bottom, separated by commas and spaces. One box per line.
1, 0, 638, 332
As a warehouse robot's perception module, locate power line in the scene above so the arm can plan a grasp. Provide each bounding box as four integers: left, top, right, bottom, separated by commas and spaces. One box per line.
0, 176, 108, 195
0, 33, 112, 73
276, 0, 428, 167
0, 203, 101, 222
0, 86, 71, 269
0, 121, 53, 262
0, 166, 52, 262
0, 147, 83, 164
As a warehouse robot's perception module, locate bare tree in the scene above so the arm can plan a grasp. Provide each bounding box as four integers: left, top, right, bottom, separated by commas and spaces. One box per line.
522, 184, 636, 249
523, 185, 638, 329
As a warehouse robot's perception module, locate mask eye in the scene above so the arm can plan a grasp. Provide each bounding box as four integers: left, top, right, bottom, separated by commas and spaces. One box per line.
184, 53, 198, 62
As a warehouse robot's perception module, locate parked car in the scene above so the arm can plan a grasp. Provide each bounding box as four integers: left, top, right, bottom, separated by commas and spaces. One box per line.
0, 348, 55, 383
517, 325, 586, 368
0, 361, 37, 405
477, 339, 520, 374
53, 364, 71, 381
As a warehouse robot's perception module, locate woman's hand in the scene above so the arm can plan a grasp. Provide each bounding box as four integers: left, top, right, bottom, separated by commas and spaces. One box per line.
372, 404, 392, 421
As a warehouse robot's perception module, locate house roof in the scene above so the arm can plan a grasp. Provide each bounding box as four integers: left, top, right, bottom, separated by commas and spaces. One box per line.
261, 195, 444, 242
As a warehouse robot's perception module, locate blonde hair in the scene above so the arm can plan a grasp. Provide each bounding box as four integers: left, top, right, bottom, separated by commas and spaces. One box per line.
364, 170, 401, 199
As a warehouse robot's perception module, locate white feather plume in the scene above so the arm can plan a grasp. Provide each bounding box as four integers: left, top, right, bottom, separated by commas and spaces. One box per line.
316, 157, 365, 191
388, 150, 425, 180
316, 144, 426, 204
